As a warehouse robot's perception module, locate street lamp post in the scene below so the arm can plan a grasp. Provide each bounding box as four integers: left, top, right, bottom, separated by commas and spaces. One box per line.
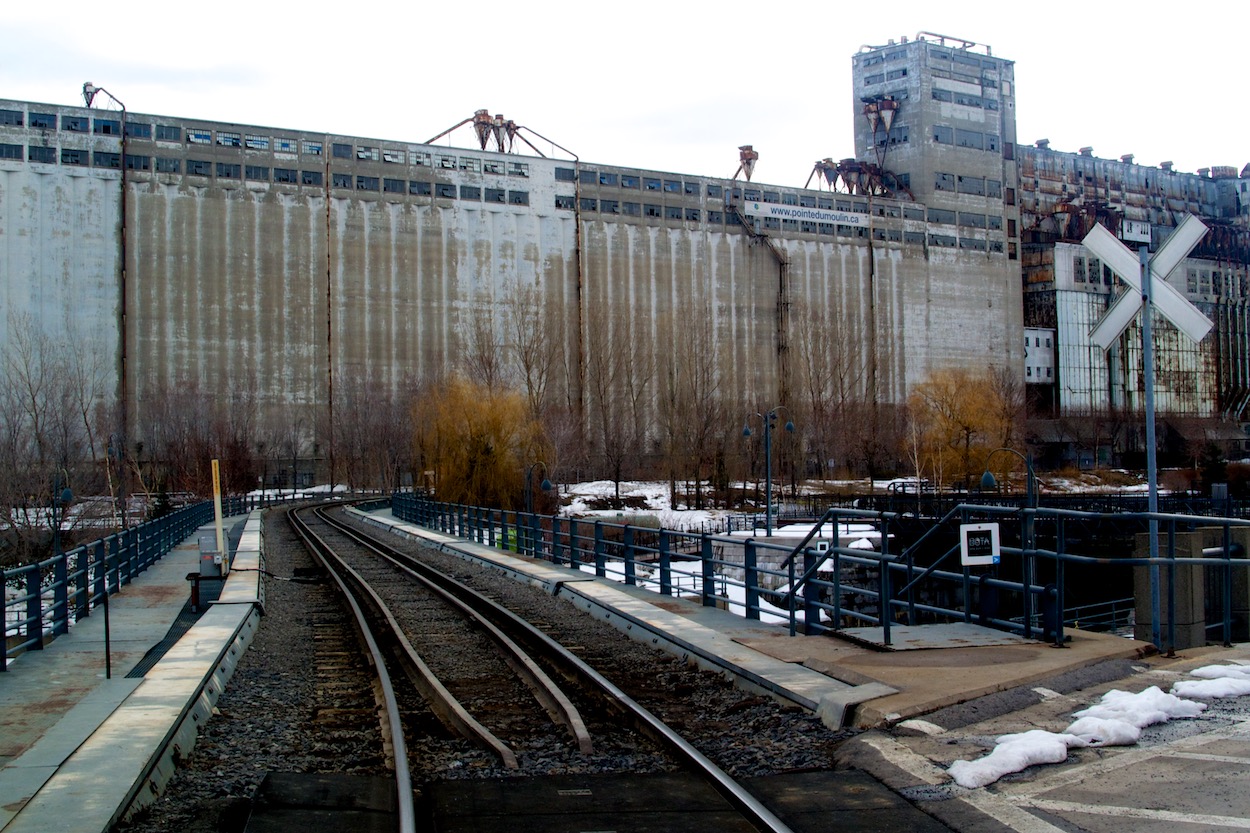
82, 82, 129, 519
51, 476, 73, 561
981, 448, 1043, 638
743, 406, 795, 536
980, 447, 1037, 552
525, 462, 553, 515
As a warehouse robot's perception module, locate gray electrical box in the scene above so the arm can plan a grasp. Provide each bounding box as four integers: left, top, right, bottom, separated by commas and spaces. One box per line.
199, 535, 223, 577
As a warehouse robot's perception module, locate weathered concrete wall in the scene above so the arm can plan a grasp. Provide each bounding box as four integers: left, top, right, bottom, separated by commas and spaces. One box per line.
0, 164, 119, 378
1, 98, 1023, 456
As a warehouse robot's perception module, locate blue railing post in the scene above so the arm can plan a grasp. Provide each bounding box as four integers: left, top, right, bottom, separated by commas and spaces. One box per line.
623, 525, 637, 586
53, 551, 69, 636
124, 527, 137, 585
568, 518, 580, 567
1223, 523, 1234, 647
831, 544, 842, 630
744, 539, 760, 620
594, 522, 606, 578
700, 535, 716, 607
25, 566, 43, 651
75, 546, 90, 620
659, 530, 673, 597
880, 555, 893, 647
803, 546, 822, 634
93, 540, 107, 608
108, 535, 121, 594
0, 567, 6, 671
551, 516, 562, 565
1021, 520, 1033, 640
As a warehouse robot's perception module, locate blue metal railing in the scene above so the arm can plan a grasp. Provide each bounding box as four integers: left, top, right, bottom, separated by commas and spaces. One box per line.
2, 492, 300, 670
390, 494, 1250, 652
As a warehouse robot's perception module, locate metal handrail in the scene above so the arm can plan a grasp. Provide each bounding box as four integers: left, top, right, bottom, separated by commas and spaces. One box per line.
390, 493, 1250, 652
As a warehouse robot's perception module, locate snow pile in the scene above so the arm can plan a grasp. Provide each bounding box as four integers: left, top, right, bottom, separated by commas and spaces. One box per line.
1070, 685, 1206, 727
948, 729, 1086, 789
1063, 716, 1141, 746
946, 676, 1241, 789
1171, 664, 1250, 699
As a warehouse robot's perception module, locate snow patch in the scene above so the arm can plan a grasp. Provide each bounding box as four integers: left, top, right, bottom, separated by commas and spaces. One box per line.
946, 678, 1237, 788
949, 730, 1085, 789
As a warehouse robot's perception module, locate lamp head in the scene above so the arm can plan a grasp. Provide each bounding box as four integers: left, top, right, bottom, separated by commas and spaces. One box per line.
784, 421, 795, 433
979, 470, 998, 491
742, 425, 753, 437
540, 478, 553, 491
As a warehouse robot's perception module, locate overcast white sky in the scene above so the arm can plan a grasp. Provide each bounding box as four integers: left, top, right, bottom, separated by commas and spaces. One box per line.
5, 1, 1244, 188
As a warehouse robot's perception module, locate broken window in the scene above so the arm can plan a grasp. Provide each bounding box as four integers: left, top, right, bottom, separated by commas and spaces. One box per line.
955, 129, 983, 149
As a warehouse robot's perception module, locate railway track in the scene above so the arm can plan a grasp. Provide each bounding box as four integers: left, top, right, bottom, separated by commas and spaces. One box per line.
290, 503, 799, 833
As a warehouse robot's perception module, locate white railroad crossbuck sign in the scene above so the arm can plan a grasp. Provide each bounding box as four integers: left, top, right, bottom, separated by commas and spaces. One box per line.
1083, 214, 1213, 350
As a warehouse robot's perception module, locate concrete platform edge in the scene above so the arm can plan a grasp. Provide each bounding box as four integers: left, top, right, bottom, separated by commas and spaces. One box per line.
2, 511, 266, 833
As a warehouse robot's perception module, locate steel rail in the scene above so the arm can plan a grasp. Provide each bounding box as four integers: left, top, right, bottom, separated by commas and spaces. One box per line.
312, 506, 593, 755
335, 507, 798, 833
292, 507, 521, 768
286, 507, 416, 833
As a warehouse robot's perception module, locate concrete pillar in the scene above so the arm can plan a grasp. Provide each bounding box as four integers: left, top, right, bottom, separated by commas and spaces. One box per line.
1134, 530, 1204, 649
1134, 527, 1250, 650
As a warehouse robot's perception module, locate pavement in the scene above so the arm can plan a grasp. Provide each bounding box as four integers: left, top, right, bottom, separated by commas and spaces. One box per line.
0, 513, 262, 833
836, 644, 1250, 833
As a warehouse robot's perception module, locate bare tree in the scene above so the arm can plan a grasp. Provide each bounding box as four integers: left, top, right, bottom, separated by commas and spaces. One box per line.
462, 302, 507, 393
585, 304, 653, 506
505, 281, 561, 419
334, 375, 412, 492
791, 299, 868, 479
0, 313, 113, 562
657, 298, 727, 509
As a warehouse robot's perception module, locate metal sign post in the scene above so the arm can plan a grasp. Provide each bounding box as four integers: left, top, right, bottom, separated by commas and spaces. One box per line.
1082, 216, 1211, 650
